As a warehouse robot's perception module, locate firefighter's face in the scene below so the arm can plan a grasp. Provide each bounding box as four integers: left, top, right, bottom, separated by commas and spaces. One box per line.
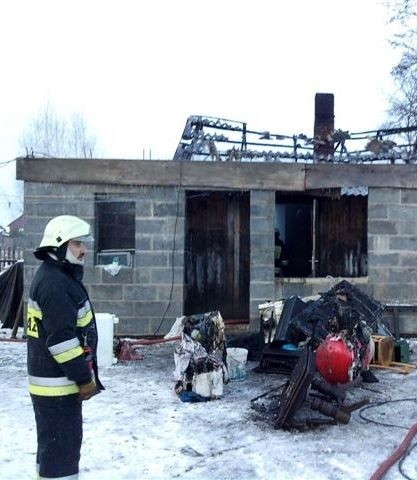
67, 239, 87, 263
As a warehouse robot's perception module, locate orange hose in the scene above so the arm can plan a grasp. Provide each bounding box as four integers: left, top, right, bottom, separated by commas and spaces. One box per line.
370, 422, 417, 480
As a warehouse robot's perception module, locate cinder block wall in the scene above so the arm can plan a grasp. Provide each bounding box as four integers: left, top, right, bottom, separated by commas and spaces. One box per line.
24, 183, 417, 336
368, 187, 417, 301
249, 190, 276, 330
368, 187, 417, 334
24, 183, 185, 336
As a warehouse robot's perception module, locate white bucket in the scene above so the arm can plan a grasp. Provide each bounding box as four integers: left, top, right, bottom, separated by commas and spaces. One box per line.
226, 347, 248, 381
192, 369, 224, 398
95, 313, 119, 367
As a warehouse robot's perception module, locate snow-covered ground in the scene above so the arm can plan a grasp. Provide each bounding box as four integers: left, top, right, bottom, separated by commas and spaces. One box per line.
1, 328, 417, 480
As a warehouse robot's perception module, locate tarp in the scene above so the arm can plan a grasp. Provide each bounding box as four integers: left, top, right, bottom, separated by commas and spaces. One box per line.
0, 261, 23, 329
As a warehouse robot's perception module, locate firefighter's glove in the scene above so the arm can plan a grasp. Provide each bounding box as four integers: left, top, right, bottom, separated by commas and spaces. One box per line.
78, 379, 97, 401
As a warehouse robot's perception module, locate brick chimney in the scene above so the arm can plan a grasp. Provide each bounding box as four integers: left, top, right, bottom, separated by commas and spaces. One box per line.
314, 93, 334, 158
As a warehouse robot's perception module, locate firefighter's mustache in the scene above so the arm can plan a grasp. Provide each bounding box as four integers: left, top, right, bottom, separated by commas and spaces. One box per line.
65, 247, 85, 265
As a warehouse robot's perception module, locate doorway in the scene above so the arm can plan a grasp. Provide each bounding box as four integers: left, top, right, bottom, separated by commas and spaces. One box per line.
184, 191, 250, 322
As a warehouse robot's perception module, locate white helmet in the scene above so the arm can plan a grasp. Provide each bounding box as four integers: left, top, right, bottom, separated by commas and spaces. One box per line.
39, 215, 91, 249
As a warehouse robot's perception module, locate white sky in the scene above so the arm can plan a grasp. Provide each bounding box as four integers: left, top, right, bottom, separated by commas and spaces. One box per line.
0, 0, 400, 225
0, 0, 400, 161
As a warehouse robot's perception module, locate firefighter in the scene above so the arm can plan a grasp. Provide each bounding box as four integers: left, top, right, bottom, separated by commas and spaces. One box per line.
27, 215, 104, 479
274, 230, 289, 276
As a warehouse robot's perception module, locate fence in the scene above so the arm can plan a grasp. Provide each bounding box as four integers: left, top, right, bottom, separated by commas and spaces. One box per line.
0, 247, 23, 271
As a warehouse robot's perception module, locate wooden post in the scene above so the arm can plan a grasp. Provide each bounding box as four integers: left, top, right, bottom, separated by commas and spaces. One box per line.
11, 295, 23, 339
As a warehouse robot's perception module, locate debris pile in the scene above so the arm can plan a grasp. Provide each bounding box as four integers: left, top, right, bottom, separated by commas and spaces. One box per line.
258, 280, 386, 378
253, 280, 391, 429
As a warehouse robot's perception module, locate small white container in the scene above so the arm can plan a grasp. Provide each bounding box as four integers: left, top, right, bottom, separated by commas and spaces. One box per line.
192, 369, 224, 398
95, 313, 119, 367
226, 347, 248, 381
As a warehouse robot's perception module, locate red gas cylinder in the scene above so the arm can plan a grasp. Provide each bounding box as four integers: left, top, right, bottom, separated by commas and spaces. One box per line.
315, 336, 355, 384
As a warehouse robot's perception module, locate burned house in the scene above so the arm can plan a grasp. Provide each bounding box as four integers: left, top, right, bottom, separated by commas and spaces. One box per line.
14, 94, 417, 337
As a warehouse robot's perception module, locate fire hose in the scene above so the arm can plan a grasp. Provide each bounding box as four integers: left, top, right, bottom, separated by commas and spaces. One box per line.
121, 336, 180, 345
0, 337, 26, 342
369, 421, 417, 480
116, 336, 180, 361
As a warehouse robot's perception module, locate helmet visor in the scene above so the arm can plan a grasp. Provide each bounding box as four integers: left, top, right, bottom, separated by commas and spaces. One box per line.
72, 234, 94, 243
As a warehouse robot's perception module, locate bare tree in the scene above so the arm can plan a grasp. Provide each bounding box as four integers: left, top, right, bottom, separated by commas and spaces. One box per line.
20, 103, 97, 158
67, 112, 97, 158
385, 0, 417, 82
380, 0, 417, 158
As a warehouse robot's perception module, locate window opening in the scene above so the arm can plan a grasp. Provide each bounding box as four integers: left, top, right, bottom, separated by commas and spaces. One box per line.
94, 196, 135, 266
275, 191, 367, 278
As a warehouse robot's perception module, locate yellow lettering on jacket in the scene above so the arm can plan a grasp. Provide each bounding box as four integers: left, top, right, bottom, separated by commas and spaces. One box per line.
27, 315, 39, 338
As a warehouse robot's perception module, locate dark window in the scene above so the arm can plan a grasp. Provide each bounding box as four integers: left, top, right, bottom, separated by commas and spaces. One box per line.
275, 191, 367, 278
95, 197, 135, 265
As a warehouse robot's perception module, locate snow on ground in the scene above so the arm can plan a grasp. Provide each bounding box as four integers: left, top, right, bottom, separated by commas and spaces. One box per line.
1, 328, 417, 480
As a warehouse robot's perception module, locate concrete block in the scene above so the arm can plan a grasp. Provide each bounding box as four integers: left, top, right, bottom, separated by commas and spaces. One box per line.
390, 236, 417, 251
124, 285, 157, 301
388, 205, 417, 221
137, 252, 168, 267
368, 220, 397, 235
89, 284, 124, 301
369, 188, 400, 205
368, 204, 388, 219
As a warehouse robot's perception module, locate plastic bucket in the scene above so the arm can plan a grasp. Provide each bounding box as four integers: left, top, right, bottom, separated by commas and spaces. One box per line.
192, 369, 224, 398
226, 347, 248, 381
95, 313, 119, 367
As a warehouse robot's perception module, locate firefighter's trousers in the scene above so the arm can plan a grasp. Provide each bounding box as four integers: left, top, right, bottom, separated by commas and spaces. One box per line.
31, 395, 82, 479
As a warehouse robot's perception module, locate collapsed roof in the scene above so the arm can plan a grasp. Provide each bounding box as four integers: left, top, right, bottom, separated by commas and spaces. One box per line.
174, 115, 417, 164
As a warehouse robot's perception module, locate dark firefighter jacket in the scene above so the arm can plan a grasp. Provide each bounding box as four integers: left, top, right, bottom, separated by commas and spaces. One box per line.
27, 256, 104, 398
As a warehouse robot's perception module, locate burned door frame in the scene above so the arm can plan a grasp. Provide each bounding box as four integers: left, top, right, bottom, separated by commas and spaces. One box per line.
275, 190, 368, 278
184, 190, 250, 322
